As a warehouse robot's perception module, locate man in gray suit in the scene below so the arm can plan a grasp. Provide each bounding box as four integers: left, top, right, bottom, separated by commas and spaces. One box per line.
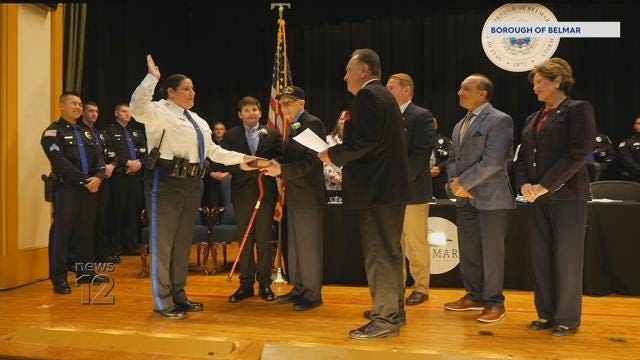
444, 74, 514, 323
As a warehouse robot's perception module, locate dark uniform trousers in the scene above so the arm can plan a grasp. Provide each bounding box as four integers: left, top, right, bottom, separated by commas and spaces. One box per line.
94, 178, 112, 260
50, 186, 97, 283
358, 204, 406, 328
234, 197, 276, 289
287, 205, 324, 302
145, 166, 202, 310
456, 204, 508, 306
111, 172, 142, 254
528, 200, 587, 328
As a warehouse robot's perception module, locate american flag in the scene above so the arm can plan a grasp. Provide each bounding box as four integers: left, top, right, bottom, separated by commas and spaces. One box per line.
268, 17, 292, 222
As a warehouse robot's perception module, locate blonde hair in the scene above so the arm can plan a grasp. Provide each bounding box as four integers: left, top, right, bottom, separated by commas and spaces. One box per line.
529, 57, 575, 94
389, 73, 415, 96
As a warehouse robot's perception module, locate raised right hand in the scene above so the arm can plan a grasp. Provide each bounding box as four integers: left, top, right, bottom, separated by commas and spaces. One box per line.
147, 55, 161, 79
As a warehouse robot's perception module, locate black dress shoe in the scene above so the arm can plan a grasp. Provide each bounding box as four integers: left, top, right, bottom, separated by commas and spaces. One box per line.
53, 281, 71, 295
229, 286, 254, 303
176, 300, 204, 312
276, 289, 302, 304
259, 286, 276, 301
405, 291, 429, 305
153, 306, 187, 320
292, 298, 322, 311
528, 319, 554, 331
551, 324, 578, 337
76, 273, 109, 284
363, 310, 406, 325
349, 321, 399, 340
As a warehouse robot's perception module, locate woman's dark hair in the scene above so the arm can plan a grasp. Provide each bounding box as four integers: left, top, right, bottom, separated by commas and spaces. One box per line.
159, 74, 189, 99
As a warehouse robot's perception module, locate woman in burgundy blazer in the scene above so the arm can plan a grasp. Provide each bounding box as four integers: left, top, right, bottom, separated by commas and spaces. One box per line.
514, 58, 596, 337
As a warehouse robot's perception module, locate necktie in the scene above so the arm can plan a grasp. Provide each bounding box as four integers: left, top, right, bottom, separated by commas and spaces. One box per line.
184, 110, 205, 169
459, 112, 474, 144
73, 126, 90, 175
247, 128, 258, 155
123, 127, 138, 160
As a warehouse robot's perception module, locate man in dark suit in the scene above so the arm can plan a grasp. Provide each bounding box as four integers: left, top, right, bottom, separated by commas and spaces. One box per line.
264, 86, 326, 312
386, 73, 436, 306
319, 49, 411, 339
444, 74, 514, 323
224, 97, 281, 303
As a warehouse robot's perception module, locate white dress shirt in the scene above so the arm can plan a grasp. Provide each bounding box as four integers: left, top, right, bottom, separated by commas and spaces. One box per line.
129, 74, 244, 165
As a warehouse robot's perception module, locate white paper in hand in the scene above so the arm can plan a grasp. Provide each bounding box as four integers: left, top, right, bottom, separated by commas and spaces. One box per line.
292, 128, 329, 153
293, 128, 341, 174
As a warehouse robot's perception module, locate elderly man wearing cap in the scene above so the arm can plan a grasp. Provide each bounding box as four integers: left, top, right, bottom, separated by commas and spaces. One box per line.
264, 86, 327, 311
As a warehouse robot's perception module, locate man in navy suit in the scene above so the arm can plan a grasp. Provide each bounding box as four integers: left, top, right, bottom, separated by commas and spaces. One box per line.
444, 74, 514, 323
386, 73, 436, 306
319, 49, 411, 339
223, 96, 281, 303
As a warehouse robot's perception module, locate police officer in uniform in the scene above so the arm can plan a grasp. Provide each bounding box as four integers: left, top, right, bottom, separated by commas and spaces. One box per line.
130, 55, 257, 319
41, 92, 108, 294
430, 118, 452, 199
617, 116, 640, 182
82, 101, 120, 263
588, 132, 616, 181
106, 104, 147, 256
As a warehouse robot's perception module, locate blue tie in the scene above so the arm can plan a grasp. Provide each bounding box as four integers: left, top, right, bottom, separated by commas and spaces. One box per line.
247, 128, 258, 155
73, 126, 90, 175
184, 110, 205, 169
123, 127, 137, 160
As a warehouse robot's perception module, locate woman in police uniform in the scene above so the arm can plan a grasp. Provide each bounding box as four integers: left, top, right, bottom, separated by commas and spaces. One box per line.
130, 55, 256, 319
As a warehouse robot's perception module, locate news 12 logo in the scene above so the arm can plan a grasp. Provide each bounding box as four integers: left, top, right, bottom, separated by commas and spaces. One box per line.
75, 262, 116, 305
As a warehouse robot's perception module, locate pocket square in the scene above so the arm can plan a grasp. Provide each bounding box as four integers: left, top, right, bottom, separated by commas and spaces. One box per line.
472, 131, 483, 137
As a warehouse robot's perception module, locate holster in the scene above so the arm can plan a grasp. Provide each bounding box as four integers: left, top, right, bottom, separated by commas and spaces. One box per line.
41, 173, 58, 202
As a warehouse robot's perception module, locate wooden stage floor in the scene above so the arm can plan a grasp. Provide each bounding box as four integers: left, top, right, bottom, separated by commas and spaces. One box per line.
1, 245, 638, 359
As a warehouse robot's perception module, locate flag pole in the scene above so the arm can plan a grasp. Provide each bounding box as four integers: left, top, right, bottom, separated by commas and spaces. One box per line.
270, 2, 291, 285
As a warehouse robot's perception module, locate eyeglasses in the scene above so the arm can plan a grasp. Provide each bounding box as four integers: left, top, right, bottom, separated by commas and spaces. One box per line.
279, 100, 296, 107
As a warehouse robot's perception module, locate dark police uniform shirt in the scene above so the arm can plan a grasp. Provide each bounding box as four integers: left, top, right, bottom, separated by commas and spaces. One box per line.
593, 133, 616, 166
618, 134, 640, 180
41, 118, 105, 186
432, 134, 451, 171
105, 122, 148, 173
88, 125, 117, 166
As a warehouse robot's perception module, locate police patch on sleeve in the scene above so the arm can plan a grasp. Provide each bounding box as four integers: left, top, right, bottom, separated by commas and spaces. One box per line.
44, 130, 57, 137
49, 143, 60, 152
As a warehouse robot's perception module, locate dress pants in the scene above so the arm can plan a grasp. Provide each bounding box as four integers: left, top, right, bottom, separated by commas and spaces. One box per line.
145, 167, 201, 310
233, 196, 276, 288
358, 204, 406, 328
94, 178, 112, 261
110, 172, 142, 255
456, 204, 508, 305
401, 203, 430, 294
49, 186, 96, 284
529, 200, 587, 328
286, 205, 324, 302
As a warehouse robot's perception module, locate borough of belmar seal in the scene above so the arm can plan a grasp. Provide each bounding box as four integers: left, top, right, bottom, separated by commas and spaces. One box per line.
482, 3, 560, 72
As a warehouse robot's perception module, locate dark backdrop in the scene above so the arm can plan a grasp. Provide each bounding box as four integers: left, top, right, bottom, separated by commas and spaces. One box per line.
83, 1, 639, 144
